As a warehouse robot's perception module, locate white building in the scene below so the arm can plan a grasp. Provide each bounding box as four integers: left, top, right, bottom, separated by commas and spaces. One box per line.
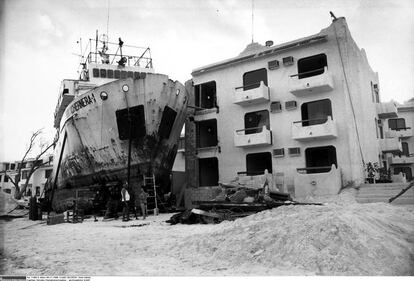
183, 17, 411, 205
0, 155, 53, 198
386, 99, 414, 180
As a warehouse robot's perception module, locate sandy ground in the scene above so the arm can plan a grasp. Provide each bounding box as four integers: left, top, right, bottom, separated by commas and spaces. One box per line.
1, 189, 413, 276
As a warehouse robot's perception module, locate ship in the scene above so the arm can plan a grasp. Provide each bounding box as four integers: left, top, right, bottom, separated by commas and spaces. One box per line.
46, 35, 188, 212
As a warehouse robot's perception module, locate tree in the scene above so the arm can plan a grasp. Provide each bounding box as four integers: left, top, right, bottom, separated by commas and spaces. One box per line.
5, 129, 57, 199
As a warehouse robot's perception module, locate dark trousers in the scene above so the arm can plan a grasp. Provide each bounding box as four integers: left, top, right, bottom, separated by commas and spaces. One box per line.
140, 203, 147, 219
104, 199, 119, 219
122, 201, 130, 220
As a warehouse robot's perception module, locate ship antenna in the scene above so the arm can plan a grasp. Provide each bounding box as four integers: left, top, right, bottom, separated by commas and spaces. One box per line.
78, 38, 83, 58
106, 0, 110, 43
95, 30, 98, 63
251, 0, 254, 43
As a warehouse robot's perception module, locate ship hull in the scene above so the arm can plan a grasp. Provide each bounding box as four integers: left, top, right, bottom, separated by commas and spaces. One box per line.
48, 74, 188, 212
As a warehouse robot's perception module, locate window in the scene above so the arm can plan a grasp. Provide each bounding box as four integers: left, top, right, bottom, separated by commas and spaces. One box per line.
115, 105, 146, 140
195, 81, 217, 110
121, 71, 127, 79
297, 54, 327, 79
199, 157, 219, 187
5, 163, 9, 170
375, 118, 379, 139
45, 169, 52, 179
4, 175, 8, 182
388, 118, 406, 131
158, 106, 177, 140
107, 69, 114, 78
246, 152, 272, 175
394, 167, 412, 181
22, 170, 28, 180
402, 142, 409, 157
127, 71, 133, 78
370, 82, 375, 103
305, 146, 337, 174
244, 110, 270, 134
100, 69, 106, 78
373, 84, 380, 103
114, 70, 120, 79
301, 99, 332, 126
10, 163, 15, 170
177, 137, 185, 150
93, 68, 99, 77
36, 186, 41, 197
196, 119, 218, 148
378, 119, 384, 139
4, 189, 11, 194
0, 175, 2, 182
243, 68, 268, 90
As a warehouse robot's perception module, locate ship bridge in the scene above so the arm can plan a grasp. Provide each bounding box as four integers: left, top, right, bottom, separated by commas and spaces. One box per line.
81, 37, 155, 85
54, 36, 155, 129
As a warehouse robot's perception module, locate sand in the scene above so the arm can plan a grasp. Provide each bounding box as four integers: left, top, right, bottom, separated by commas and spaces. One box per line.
1, 189, 413, 276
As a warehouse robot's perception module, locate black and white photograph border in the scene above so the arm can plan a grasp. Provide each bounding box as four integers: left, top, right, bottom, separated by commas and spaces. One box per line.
0, 0, 413, 278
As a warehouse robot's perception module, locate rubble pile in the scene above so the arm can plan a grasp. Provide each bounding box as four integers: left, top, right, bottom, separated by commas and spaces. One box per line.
172, 191, 414, 275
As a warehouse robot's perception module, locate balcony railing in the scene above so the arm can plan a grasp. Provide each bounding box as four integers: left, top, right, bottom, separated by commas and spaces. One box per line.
237, 170, 267, 176
234, 81, 270, 106
379, 138, 402, 153
389, 154, 414, 165
296, 166, 333, 174
288, 67, 334, 96
234, 125, 272, 147
294, 164, 342, 198
391, 127, 413, 138
291, 116, 337, 141
375, 102, 398, 119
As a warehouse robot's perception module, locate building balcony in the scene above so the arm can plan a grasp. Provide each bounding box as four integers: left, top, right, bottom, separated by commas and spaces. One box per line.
389, 154, 414, 165
379, 138, 402, 153
234, 81, 270, 106
234, 126, 272, 148
288, 67, 334, 96
291, 116, 337, 141
376, 102, 398, 119
293, 165, 342, 198
392, 128, 413, 138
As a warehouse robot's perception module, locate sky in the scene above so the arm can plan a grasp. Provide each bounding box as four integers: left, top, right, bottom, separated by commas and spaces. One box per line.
0, 0, 413, 162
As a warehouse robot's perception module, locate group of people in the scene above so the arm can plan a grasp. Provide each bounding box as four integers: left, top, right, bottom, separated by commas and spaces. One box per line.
121, 182, 149, 222
97, 180, 149, 222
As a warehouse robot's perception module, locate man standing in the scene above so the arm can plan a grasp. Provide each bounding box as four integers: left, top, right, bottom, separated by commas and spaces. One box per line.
121, 182, 130, 222
139, 188, 148, 219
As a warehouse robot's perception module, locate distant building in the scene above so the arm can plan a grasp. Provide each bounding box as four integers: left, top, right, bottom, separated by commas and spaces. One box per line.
387, 99, 414, 180
183, 17, 412, 206
0, 155, 53, 198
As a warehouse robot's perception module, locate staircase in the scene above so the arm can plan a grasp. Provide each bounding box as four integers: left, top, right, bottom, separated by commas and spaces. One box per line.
356, 182, 414, 205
